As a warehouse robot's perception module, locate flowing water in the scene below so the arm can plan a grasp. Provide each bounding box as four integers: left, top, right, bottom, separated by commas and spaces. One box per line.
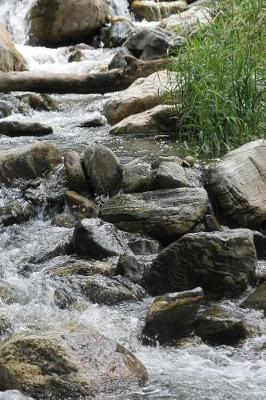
0, 1, 266, 399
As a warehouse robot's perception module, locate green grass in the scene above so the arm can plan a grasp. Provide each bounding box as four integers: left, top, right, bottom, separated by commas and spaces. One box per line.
169, 0, 266, 157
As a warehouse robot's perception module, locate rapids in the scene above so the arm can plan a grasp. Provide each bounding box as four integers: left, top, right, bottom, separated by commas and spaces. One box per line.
0, 1, 265, 399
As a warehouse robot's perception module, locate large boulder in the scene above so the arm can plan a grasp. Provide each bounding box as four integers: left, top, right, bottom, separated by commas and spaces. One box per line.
28, 0, 109, 47
142, 287, 203, 345
100, 188, 209, 243
0, 142, 61, 184
0, 24, 27, 72
208, 140, 266, 229
83, 143, 123, 197
132, 1, 187, 21
146, 230, 257, 299
104, 70, 174, 125
0, 330, 148, 399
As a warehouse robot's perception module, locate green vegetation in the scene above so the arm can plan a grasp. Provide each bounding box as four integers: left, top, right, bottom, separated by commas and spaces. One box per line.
169, 0, 266, 157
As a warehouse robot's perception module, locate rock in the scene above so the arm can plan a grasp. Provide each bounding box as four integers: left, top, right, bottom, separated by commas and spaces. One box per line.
72, 218, 131, 258
142, 287, 203, 345
156, 161, 192, 189
80, 275, 144, 305
160, 5, 211, 34
122, 159, 155, 193
0, 317, 11, 336
64, 150, 88, 194
18, 93, 59, 111
0, 281, 27, 305
194, 306, 249, 345
108, 48, 135, 70
124, 27, 183, 60
100, 188, 209, 243
146, 230, 256, 299
104, 70, 174, 125
54, 287, 75, 309
241, 282, 266, 313
102, 20, 135, 48
0, 197, 34, 226
110, 105, 174, 136
116, 253, 146, 285
182, 155, 195, 168
65, 191, 99, 220
77, 113, 107, 128
52, 213, 77, 228
49, 259, 117, 277
132, 1, 187, 21
0, 330, 148, 398
0, 101, 12, 118
151, 155, 182, 169
208, 140, 266, 229
28, 0, 109, 47
0, 121, 53, 137
125, 233, 161, 255
0, 142, 61, 184
83, 143, 123, 197
0, 24, 27, 72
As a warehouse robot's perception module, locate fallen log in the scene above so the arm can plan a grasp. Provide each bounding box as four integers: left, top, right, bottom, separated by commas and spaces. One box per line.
0, 59, 167, 94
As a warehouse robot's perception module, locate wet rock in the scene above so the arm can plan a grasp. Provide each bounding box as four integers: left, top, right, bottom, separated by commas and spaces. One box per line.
18, 93, 59, 111
142, 287, 203, 345
0, 101, 12, 118
253, 231, 266, 259
83, 143, 123, 197
0, 142, 61, 184
54, 287, 75, 309
124, 27, 182, 60
194, 306, 249, 345
0, 24, 27, 72
64, 150, 88, 194
116, 253, 146, 285
77, 113, 107, 128
146, 230, 256, 299
104, 70, 173, 125
132, 1, 187, 21
28, 0, 109, 47
102, 20, 135, 48
0, 316, 11, 336
108, 48, 135, 70
0, 198, 34, 226
110, 105, 174, 136
156, 161, 192, 189
0, 330, 148, 398
80, 274, 144, 305
52, 213, 77, 228
0, 281, 27, 305
122, 159, 156, 193
125, 233, 161, 255
65, 191, 99, 220
208, 140, 266, 229
72, 218, 131, 259
0, 121, 53, 137
100, 188, 209, 243
49, 259, 117, 277
241, 282, 266, 313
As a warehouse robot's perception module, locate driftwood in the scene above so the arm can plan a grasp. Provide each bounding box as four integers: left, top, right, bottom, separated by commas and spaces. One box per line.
0, 59, 167, 94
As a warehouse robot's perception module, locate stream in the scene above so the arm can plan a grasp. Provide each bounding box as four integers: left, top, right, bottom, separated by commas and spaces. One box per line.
0, 1, 266, 399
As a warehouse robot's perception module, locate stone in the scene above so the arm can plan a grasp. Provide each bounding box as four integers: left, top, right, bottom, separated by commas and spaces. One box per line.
52, 213, 77, 228
0, 316, 11, 336
122, 159, 155, 193
104, 70, 174, 125
155, 161, 192, 189
28, 0, 109, 47
108, 48, 135, 70
65, 191, 99, 220
146, 230, 257, 299
54, 287, 75, 310
0, 121, 53, 137
110, 105, 174, 136
0, 197, 34, 226
79, 275, 144, 305
83, 143, 123, 197
77, 113, 107, 128
0, 281, 27, 305
0, 101, 12, 118
49, 259, 117, 277
195, 306, 249, 345
116, 253, 145, 285
0, 142, 61, 184
132, 1, 187, 21
0, 24, 27, 72
72, 218, 131, 258
241, 282, 266, 313
142, 287, 203, 345
64, 150, 88, 194
100, 188, 209, 243
102, 20, 135, 48
125, 234, 161, 255
0, 330, 148, 398
208, 140, 266, 229
18, 93, 59, 111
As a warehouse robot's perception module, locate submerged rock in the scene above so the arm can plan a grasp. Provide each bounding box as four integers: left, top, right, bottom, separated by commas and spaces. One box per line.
146, 230, 256, 299
72, 218, 131, 258
142, 287, 203, 345
100, 188, 209, 243
0, 142, 61, 184
0, 121, 53, 137
241, 282, 266, 313
0, 24, 27, 72
83, 143, 123, 197
0, 330, 148, 399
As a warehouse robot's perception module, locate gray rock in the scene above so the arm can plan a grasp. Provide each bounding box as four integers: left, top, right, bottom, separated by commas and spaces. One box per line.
64, 150, 88, 193
77, 113, 107, 128
156, 161, 192, 189
65, 191, 99, 220
0, 121, 53, 137
83, 143, 123, 197
79, 274, 144, 305
116, 253, 146, 285
54, 287, 75, 309
122, 159, 156, 193
195, 305, 249, 345
0, 316, 11, 336
102, 20, 135, 48
0, 101, 12, 118
108, 48, 135, 70
146, 230, 256, 299
18, 93, 58, 111
72, 218, 131, 259
49, 259, 117, 278
0, 330, 148, 398
142, 287, 204, 345
241, 282, 266, 313
100, 188, 209, 243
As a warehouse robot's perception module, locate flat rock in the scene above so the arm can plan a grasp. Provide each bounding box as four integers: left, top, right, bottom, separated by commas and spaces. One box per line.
100, 188, 209, 243
0, 121, 53, 137
49, 259, 117, 278
146, 230, 257, 299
